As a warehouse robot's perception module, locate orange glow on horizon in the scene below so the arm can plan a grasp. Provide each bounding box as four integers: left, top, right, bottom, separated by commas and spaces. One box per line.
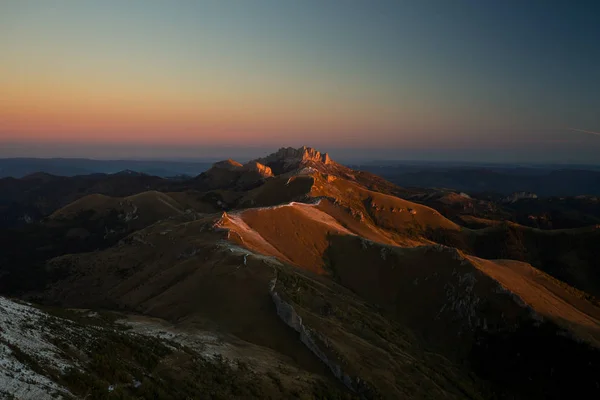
0, 75, 412, 146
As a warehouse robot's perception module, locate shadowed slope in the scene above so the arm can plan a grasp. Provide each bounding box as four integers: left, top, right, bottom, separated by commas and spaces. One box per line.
48, 190, 217, 233
10, 146, 600, 399
323, 235, 600, 398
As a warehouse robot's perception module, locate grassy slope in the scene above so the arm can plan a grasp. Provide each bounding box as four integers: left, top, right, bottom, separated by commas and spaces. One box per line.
1, 296, 351, 400
26, 168, 600, 399
323, 235, 600, 398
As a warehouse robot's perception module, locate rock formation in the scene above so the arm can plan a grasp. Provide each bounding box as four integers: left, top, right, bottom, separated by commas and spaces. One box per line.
253, 146, 333, 174
242, 161, 274, 178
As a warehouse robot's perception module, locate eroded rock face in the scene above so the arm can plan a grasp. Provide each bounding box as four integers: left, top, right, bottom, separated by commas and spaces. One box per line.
253, 146, 333, 173
269, 275, 356, 391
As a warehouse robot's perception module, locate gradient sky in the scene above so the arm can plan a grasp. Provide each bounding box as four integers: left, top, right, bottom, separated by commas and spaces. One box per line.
1, 0, 599, 162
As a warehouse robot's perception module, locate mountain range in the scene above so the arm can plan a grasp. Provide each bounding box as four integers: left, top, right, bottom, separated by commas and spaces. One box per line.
3, 157, 600, 197
1, 146, 599, 399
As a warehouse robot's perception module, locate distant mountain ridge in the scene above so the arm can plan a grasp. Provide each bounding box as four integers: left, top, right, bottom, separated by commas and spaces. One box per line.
357, 165, 600, 196
0, 158, 212, 178
3, 156, 600, 196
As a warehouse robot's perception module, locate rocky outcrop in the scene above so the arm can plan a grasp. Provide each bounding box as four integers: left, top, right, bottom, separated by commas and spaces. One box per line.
242, 161, 273, 178
262, 146, 332, 165
269, 275, 357, 392
253, 146, 333, 174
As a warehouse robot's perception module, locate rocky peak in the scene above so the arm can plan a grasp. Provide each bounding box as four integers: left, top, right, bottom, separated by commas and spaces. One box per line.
252, 146, 333, 174
297, 146, 332, 164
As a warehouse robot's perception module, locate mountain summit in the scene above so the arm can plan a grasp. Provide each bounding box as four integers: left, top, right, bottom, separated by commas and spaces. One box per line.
252, 146, 333, 174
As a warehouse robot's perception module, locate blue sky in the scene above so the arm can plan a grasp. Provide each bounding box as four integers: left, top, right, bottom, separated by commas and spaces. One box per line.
1, 0, 599, 162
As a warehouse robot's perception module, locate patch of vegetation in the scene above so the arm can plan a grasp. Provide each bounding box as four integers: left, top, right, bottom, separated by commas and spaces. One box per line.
275, 264, 484, 400
37, 305, 124, 328
34, 314, 355, 400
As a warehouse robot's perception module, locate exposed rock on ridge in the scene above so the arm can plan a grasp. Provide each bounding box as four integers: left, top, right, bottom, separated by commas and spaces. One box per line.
242, 161, 274, 178
269, 274, 358, 392
253, 146, 333, 174
211, 159, 273, 177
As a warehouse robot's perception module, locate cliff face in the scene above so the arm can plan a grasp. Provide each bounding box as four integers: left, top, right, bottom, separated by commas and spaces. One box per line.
269, 275, 357, 391
253, 146, 333, 174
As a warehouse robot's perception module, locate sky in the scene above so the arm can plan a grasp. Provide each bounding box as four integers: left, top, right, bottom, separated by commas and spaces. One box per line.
1, 0, 599, 163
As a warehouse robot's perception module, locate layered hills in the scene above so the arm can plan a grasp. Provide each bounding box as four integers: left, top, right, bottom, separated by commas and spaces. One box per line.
1, 147, 599, 399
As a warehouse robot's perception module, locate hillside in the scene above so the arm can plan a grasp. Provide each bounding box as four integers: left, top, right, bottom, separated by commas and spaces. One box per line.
49, 191, 216, 227
0, 296, 348, 399
0, 172, 170, 229
1, 147, 600, 399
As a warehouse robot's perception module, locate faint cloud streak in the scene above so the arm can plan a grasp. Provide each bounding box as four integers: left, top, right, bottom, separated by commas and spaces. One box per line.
569, 128, 600, 136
